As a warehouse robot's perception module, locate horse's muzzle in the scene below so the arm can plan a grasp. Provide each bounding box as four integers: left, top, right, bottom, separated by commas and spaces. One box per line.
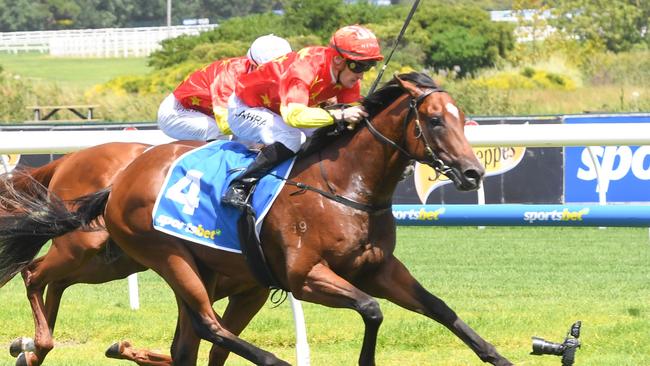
448, 165, 484, 191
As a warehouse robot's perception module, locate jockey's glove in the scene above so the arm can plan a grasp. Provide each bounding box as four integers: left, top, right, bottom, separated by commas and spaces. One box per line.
329, 105, 369, 130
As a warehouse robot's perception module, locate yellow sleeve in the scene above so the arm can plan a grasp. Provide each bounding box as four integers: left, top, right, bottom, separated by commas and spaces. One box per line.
213, 106, 232, 135
280, 103, 334, 128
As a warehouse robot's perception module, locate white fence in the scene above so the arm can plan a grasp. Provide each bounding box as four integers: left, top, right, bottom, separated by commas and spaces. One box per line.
0, 24, 217, 57
1, 123, 649, 154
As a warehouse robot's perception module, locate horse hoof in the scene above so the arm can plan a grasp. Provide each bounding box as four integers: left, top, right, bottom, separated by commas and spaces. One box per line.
15, 352, 28, 366
9, 338, 34, 358
105, 341, 132, 359
105, 342, 121, 359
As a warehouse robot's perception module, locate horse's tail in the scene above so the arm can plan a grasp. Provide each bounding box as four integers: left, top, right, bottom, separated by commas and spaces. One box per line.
2, 155, 67, 192
0, 176, 110, 287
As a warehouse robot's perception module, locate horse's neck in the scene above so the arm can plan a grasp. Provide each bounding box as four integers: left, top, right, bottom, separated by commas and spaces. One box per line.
321, 102, 411, 206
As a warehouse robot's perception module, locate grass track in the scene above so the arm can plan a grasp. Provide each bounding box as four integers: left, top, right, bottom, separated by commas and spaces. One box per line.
0, 52, 150, 88
0, 226, 648, 365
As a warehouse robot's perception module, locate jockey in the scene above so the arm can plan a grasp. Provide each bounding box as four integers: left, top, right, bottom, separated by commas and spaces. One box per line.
157, 34, 292, 141
222, 25, 383, 209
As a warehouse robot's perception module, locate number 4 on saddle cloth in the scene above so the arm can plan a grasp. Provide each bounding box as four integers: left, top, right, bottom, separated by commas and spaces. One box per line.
152, 140, 295, 253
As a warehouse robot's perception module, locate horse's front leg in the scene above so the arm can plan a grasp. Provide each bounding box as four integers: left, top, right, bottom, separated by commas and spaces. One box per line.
357, 256, 513, 366
290, 263, 383, 366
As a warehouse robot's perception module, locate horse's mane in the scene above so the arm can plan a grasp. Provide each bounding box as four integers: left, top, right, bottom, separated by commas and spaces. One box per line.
362, 72, 439, 118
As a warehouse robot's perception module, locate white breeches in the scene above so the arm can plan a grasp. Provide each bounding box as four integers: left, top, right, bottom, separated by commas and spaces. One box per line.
227, 94, 315, 153
157, 93, 225, 141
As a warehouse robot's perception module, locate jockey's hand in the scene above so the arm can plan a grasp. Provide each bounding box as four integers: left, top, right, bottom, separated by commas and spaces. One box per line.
330, 106, 368, 130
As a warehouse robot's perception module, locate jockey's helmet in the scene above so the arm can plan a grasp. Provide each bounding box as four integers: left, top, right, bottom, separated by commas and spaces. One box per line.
329, 25, 384, 62
247, 34, 292, 65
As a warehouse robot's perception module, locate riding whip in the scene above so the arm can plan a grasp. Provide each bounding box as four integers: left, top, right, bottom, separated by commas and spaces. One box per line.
367, 0, 421, 95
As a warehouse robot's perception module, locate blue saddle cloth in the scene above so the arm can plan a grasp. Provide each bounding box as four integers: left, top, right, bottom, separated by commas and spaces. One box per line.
152, 140, 295, 253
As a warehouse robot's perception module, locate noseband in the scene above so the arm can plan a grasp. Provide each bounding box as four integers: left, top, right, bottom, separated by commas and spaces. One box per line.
365, 88, 454, 178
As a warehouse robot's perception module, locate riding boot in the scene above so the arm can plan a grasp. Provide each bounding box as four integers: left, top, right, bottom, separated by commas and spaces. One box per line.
222, 142, 295, 210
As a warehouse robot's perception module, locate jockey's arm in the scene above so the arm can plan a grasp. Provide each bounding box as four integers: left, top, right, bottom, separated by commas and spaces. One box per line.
279, 80, 366, 128
280, 103, 334, 128
212, 106, 232, 135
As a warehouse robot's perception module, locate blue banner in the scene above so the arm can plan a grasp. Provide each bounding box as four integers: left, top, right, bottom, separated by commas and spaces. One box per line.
392, 204, 650, 227
564, 115, 650, 203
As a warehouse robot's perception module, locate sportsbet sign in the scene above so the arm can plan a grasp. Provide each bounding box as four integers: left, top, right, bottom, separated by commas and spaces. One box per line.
565, 115, 650, 203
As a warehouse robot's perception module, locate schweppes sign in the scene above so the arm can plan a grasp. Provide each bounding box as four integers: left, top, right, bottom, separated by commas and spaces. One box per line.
414, 146, 526, 203
0, 154, 20, 174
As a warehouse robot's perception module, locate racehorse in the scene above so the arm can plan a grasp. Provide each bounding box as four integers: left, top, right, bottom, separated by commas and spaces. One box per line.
1, 142, 269, 366
0, 142, 150, 366
0, 72, 513, 365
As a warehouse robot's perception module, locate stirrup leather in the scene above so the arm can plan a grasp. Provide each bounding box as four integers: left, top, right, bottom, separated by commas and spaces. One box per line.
222, 183, 254, 210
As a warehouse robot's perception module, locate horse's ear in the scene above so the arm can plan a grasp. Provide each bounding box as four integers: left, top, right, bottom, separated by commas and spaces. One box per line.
394, 74, 424, 98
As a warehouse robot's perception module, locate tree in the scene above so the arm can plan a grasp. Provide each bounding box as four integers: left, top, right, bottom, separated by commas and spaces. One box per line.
0, 0, 50, 31
413, 4, 514, 76
551, 0, 645, 53
282, 0, 345, 38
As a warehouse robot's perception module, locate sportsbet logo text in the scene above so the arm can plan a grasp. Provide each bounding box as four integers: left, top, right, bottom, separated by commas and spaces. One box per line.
577, 146, 650, 192
156, 214, 222, 239
523, 208, 590, 223
392, 207, 446, 221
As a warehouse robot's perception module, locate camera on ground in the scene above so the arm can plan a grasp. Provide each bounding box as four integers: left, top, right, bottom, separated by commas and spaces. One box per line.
531, 321, 581, 366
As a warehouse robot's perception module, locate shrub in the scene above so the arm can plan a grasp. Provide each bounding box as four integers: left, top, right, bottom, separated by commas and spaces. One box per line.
580, 51, 650, 86
286, 35, 323, 51
189, 41, 248, 64
521, 67, 535, 78
472, 68, 576, 90
0, 74, 32, 122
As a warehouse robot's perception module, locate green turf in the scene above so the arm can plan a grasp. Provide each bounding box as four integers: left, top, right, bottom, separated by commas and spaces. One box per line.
0, 226, 648, 365
0, 52, 150, 88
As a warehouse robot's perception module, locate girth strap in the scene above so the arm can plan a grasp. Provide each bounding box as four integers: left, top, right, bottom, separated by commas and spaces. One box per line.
237, 205, 286, 290
283, 179, 392, 214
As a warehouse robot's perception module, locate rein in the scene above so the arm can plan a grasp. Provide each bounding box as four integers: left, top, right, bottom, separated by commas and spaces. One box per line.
270, 87, 453, 214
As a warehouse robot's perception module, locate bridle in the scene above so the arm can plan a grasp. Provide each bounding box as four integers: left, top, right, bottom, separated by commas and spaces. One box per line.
365, 87, 454, 178
280, 86, 457, 214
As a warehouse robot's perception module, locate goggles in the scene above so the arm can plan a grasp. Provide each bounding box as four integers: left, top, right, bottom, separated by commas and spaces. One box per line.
345, 59, 377, 73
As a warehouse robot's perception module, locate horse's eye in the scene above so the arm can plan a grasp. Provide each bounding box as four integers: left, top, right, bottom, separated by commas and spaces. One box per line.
428, 116, 442, 125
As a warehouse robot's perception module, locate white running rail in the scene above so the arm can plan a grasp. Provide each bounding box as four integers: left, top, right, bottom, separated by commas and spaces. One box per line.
0, 24, 217, 57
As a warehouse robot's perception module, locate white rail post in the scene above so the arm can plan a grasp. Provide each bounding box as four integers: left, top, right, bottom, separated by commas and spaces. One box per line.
476, 184, 486, 230
128, 273, 140, 310
586, 146, 608, 229
289, 293, 310, 366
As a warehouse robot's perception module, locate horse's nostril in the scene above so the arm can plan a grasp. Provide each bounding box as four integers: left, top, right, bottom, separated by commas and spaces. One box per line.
464, 169, 483, 182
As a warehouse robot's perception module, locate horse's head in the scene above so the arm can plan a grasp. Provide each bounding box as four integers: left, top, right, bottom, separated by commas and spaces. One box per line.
392, 73, 484, 191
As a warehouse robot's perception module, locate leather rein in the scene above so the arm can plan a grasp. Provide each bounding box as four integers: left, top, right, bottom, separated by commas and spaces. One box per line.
280, 88, 452, 214
365, 88, 453, 177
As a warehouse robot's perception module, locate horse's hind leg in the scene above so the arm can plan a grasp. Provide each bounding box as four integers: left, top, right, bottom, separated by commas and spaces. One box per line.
110, 233, 289, 366
358, 257, 513, 366
16, 232, 144, 366
105, 277, 268, 366
208, 283, 270, 365
105, 341, 173, 366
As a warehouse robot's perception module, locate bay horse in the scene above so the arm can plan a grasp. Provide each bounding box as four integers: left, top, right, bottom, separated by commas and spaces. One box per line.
0, 142, 150, 366
0, 72, 513, 365
1, 142, 269, 366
